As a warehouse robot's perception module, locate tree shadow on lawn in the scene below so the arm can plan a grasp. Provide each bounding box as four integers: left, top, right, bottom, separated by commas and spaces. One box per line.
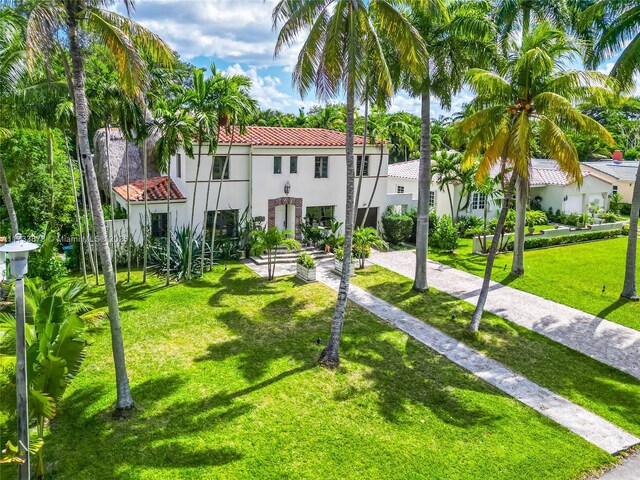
355, 269, 640, 432
597, 297, 635, 319
197, 280, 507, 430
48, 375, 246, 478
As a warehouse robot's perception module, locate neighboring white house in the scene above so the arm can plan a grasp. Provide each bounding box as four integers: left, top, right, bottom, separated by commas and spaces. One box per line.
387, 158, 612, 219
111, 126, 389, 242
581, 158, 639, 203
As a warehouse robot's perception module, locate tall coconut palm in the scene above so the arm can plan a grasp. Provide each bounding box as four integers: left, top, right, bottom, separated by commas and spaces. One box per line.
408, 0, 494, 291
201, 66, 257, 272
273, 0, 427, 368
182, 67, 218, 281
581, 0, 640, 300
152, 100, 195, 286
457, 23, 614, 332
23, 0, 174, 411
360, 108, 413, 226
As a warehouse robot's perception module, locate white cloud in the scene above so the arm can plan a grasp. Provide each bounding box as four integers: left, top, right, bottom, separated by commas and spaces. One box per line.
224, 63, 316, 111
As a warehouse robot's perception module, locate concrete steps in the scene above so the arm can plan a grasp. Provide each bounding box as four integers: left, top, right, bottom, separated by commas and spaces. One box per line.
250, 246, 333, 266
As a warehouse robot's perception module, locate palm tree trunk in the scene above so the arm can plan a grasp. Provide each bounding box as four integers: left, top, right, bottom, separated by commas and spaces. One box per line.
77, 142, 98, 283
414, 91, 432, 292
142, 138, 148, 283
318, 82, 356, 369
360, 139, 384, 228
468, 174, 517, 332
621, 162, 640, 300
186, 137, 203, 280
210, 129, 236, 265
125, 136, 132, 283
446, 184, 454, 219
67, 17, 133, 411
200, 134, 221, 276
105, 123, 118, 275
0, 153, 18, 236
353, 95, 368, 227
48, 133, 55, 224
511, 176, 527, 276
65, 136, 87, 283
165, 173, 171, 286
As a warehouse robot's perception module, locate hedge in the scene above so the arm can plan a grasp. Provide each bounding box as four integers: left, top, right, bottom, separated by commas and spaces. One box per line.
381, 213, 413, 244
506, 229, 621, 251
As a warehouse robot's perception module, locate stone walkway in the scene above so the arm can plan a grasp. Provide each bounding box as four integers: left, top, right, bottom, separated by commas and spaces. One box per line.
243, 260, 639, 454
369, 250, 640, 381
314, 268, 639, 455
596, 452, 640, 479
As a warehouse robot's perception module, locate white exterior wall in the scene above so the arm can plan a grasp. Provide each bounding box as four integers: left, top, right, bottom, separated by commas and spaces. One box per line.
116, 141, 389, 241
533, 176, 611, 214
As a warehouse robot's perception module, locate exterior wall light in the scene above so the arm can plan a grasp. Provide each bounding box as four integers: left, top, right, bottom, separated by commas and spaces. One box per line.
284, 181, 291, 195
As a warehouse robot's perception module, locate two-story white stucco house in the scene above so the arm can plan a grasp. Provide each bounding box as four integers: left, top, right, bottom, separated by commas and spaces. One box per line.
110, 126, 389, 242
387, 158, 612, 219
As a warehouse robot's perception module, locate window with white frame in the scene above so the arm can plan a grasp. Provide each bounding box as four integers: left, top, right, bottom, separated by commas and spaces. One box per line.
396, 185, 405, 194
429, 190, 436, 207
212, 156, 229, 179
315, 156, 329, 178
274, 156, 282, 174
471, 192, 486, 210
356, 155, 369, 176
612, 185, 618, 194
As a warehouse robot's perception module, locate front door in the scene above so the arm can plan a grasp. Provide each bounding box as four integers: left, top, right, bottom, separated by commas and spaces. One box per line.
274, 204, 296, 232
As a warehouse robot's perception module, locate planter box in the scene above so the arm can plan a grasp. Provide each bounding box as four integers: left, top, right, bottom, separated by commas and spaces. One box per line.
334, 259, 355, 277
237, 250, 246, 260
296, 264, 317, 282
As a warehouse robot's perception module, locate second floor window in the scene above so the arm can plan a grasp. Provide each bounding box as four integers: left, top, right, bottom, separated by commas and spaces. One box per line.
176, 153, 182, 178
612, 185, 618, 193
315, 156, 328, 178
357, 155, 369, 176
471, 192, 486, 210
212, 156, 229, 179
396, 185, 405, 194
290, 156, 298, 173
429, 190, 436, 207
274, 156, 282, 174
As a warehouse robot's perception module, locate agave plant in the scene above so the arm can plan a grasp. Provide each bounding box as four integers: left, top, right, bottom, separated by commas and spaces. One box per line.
0, 278, 88, 477
148, 226, 212, 281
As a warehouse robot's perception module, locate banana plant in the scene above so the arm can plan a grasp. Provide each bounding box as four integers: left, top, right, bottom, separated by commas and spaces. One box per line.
0, 278, 88, 478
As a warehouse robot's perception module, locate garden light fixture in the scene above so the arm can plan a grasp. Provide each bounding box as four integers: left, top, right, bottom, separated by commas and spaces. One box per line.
0, 233, 40, 480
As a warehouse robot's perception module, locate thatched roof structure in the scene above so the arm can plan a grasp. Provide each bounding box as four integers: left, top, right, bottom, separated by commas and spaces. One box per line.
93, 127, 160, 196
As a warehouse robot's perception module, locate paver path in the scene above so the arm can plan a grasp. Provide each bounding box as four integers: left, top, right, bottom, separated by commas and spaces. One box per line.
369, 250, 640, 381
314, 267, 640, 455
596, 452, 640, 479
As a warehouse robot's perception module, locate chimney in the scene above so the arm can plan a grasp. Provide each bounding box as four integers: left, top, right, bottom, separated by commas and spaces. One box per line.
612, 150, 623, 161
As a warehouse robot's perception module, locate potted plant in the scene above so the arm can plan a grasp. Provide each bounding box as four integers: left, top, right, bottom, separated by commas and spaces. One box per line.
527, 219, 535, 235
334, 247, 355, 277
296, 252, 317, 282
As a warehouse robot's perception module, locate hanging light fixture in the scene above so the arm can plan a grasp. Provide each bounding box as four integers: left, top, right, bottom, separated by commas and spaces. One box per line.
284, 181, 291, 195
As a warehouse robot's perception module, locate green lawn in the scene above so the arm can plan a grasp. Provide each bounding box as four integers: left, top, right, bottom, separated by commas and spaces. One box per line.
351, 265, 640, 439
428, 236, 640, 331
16, 265, 619, 479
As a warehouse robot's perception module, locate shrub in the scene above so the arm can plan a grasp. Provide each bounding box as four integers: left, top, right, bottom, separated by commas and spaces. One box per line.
608, 193, 624, 214
431, 215, 459, 252
577, 212, 592, 228
297, 252, 316, 269
148, 226, 212, 281
381, 212, 413, 244
353, 227, 388, 268
29, 251, 67, 281
506, 229, 621, 250
456, 215, 483, 238
405, 208, 417, 243
526, 210, 548, 226
599, 211, 619, 223
622, 224, 630, 236
620, 203, 632, 216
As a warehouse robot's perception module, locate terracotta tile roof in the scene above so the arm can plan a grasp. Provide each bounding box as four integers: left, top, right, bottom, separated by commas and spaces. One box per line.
217, 126, 365, 146
113, 176, 186, 202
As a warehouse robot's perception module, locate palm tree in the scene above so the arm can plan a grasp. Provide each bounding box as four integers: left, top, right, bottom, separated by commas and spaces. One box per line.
202, 66, 257, 272
23, 0, 174, 411
581, 0, 640, 300
273, 0, 426, 368
360, 108, 413, 226
353, 227, 388, 268
431, 150, 460, 218
250, 227, 301, 281
152, 100, 195, 286
457, 23, 614, 332
407, 0, 493, 291
182, 67, 218, 281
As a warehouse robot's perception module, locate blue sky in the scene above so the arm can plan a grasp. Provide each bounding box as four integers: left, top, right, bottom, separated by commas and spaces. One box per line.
117, 0, 625, 117
116, 0, 464, 117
